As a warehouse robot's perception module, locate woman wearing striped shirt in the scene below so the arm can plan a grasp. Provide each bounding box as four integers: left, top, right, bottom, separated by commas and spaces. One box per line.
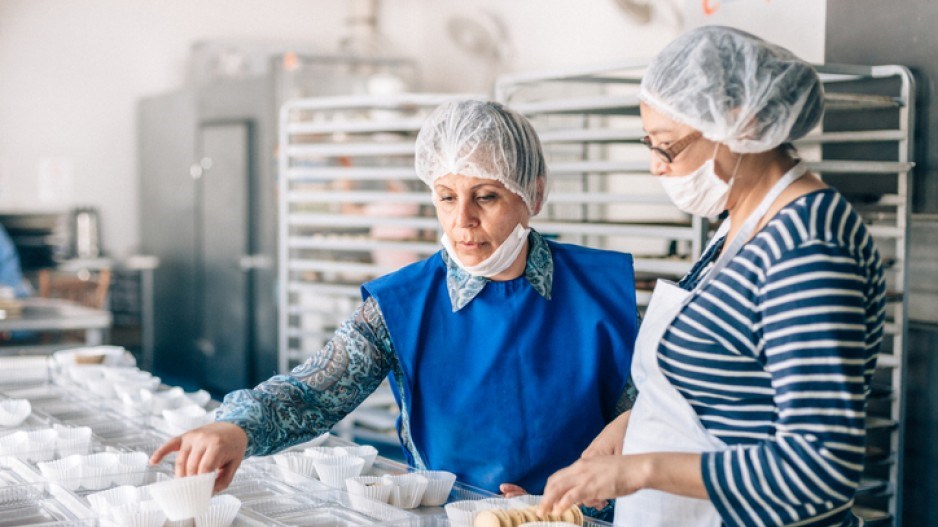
538, 26, 885, 527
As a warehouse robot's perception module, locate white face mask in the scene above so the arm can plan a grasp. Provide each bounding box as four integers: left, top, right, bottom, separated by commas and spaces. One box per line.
441, 223, 531, 278
658, 145, 740, 218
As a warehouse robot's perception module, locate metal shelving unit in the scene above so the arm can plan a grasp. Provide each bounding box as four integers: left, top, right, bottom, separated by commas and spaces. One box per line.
495, 61, 914, 527
277, 93, 478, 374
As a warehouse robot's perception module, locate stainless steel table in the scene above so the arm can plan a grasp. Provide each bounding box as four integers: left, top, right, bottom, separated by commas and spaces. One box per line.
0, 297, 112, 345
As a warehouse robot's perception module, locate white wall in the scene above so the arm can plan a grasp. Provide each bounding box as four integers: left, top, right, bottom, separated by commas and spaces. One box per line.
0, 0, 824, 257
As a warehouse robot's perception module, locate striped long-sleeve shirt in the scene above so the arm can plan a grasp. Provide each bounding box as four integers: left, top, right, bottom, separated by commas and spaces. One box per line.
660, 189, 885, 527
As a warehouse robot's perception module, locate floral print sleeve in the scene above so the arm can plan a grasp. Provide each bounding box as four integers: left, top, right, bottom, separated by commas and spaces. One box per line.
215, 297, 394, 457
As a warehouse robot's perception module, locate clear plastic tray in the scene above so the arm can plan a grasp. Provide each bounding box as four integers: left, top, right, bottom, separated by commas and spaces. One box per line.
0, 481, 94, 526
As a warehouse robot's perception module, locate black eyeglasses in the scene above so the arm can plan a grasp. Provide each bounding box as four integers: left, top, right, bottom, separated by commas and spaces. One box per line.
640, 130, 703, 164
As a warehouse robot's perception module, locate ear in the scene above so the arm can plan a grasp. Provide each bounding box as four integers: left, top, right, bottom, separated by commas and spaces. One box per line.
531, 177, 546, 215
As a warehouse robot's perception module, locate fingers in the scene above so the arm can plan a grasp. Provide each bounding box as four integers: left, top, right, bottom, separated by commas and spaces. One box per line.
150, 436, 182, 465
186, 443, 207, 476
538, 469, 571, 517
499, 483, 527, 498
214, 459, 241, 493
174, 443, 191, 478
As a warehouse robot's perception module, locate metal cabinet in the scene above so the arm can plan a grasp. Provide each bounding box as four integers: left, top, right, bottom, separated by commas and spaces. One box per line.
138, 80, 276, 395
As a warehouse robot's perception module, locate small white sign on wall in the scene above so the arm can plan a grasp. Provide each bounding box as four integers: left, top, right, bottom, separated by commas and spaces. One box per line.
37, 157, 74, 205
683, 0, 826, 62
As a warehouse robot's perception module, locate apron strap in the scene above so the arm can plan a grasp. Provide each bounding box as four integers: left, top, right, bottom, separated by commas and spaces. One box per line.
693, 161, 807, 294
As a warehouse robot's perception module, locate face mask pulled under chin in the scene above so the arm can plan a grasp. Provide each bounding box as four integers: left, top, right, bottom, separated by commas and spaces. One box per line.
441, 223, 530, 278
657, 147, 735, 219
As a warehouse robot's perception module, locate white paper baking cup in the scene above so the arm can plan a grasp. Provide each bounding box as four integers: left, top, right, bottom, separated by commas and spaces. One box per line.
508, 494, 543, 509
148, 471, 217, 521
140, 387, 188, 414
163, 405, 213, 433
272, 451, 319, 479
307, 432, 330, 447
164, 518, 195, 527
413, 469, 457, 506
444, 500, 484, 526
193, 494, 241, 527
186, 390, 212, 407
302, 446, 346, 460
0, 398, 31, 427
54, 425, 92, 457
87, 485, 141, 515
312, 455, 365, 488
114, 451, 151, 485
110, 498, 167, 527
383, 473, 429, 509
82, 452, 120, 490
0, 430, 28, 457
337, 445, 378, 473
38, 455, 83, 491
25, 428, 58, 462
87, 381, 116, 398
345, 475, 393, 503
67, 364, 106, 385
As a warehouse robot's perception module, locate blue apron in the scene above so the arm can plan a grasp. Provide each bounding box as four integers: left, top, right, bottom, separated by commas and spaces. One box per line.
362, 240, 637, 493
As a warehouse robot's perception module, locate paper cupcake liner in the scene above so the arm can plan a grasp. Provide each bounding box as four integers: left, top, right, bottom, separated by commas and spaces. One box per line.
25, 429, 57, 462
114, 452, 151, 486
0, 430, 27, 457
413, 470, 457, 506
186, 390, 212, 407
110, 499, 167, 527
507, 494, 543, 509
81, 453, 120, 490
383, 473, 429, 509
444, 500, 482, 526
88, 381, 116, 398
87, 485, 141, 515
0, 399, 31, 427
302, 446, 346, 460
307, 432, 330, 447
337, 445, 378, 473
345, 476, 393, 503
193, 494, 241, 527
37, 455, 83, 491
163, 405, 212, 432
148, 471, 217, 521
54, 425, 93, 457
164, 519, 195, 527
272, 452, 319, 478
312, 456, 364, 488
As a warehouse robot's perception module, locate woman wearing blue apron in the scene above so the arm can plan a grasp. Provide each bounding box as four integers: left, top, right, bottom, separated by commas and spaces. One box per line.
152, 99, 639, 498
539, 27, 885, 527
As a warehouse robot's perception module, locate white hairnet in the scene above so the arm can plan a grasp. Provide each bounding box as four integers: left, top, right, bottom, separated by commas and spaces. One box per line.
639, 25, 824, 154
415, 99, 548, 214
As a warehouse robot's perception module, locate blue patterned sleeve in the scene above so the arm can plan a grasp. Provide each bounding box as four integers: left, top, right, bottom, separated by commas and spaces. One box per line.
215, 297, 395, 457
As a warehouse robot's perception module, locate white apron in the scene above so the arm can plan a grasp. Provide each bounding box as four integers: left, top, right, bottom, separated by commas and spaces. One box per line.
613, 162, 808, 527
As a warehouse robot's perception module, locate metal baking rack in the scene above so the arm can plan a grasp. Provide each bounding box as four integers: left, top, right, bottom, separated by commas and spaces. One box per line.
495, 61, 914, 527
495, 60, 707, 309
277, 93, 481, 375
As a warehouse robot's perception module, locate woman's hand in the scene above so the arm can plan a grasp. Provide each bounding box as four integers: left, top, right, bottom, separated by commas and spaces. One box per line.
538, 455, 649, 518
538, 452, 707, 517
150, 422, 248, 493
582, 411, 630, 459
499, 483, 528, 498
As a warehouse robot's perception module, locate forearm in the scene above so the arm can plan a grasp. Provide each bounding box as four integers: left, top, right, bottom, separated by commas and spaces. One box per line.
641, 452, 707, 500
217, 298, 394, 456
